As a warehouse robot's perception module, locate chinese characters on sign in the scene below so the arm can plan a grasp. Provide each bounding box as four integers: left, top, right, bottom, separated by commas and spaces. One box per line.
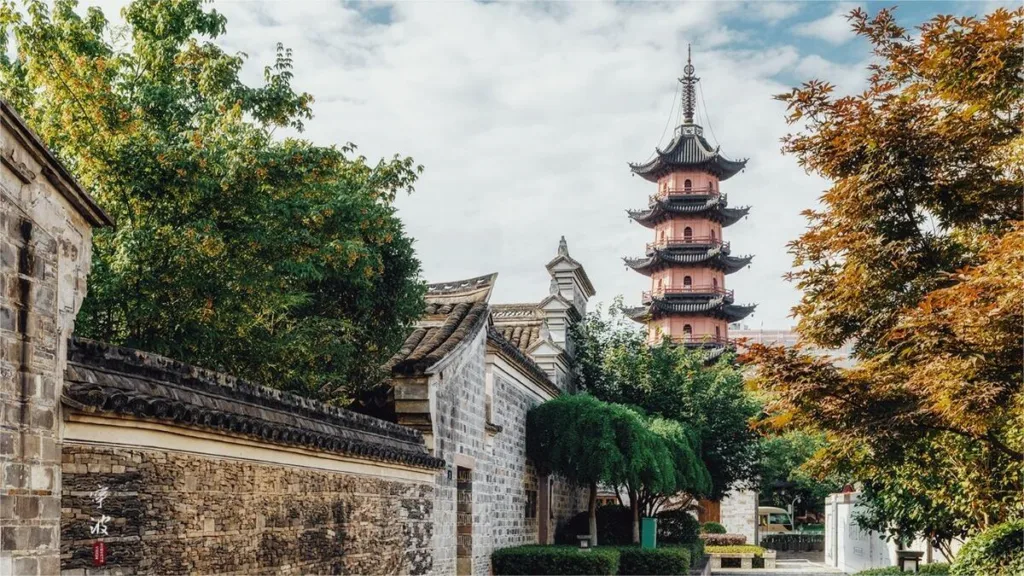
89, 485, 110, 566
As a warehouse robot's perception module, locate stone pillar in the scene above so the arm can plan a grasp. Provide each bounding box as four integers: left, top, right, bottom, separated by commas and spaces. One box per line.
1, 101, 107, 575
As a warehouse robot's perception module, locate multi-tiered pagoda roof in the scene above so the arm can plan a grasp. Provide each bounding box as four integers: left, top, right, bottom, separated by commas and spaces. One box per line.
623, 245, 753, 276
624, 295, 756, 323
627, 193, 750, 228
629, 125, 748, 183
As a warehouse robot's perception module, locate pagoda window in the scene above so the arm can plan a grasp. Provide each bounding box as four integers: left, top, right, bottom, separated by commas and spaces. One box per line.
711, 229, 717, 242
708, 182, 715, 192
684, 227, 693, 242
684, 179, 692, 191
715, 326, 721, 340
683, 324, 693, 339
684, 276, 692, 289
713, 278, 719, 291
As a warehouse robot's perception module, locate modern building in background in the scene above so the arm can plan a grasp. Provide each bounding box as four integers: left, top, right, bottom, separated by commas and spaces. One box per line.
624, 47, 755, 362
730, 323, 857, 368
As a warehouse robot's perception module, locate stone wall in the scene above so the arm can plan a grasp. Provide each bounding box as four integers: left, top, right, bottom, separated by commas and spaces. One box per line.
1, 100, 106, 576
58, 338, 443, 575
60, 445, 434, 575
719, 489, 757, 545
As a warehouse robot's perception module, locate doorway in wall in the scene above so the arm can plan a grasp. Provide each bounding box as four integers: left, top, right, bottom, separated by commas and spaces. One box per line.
456, 466, 473, 575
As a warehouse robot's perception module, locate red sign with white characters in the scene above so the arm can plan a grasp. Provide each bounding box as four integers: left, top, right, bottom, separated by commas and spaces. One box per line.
93, 541, 106, 566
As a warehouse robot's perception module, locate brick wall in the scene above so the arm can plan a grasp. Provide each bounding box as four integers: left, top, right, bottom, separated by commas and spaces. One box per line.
60, 445, 434, 575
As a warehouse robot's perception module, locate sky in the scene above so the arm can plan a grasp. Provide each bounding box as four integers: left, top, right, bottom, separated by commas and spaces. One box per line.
80, 0, 1012, 328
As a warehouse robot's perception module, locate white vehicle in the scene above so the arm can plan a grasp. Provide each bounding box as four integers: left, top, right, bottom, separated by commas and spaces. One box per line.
758, 506, 795, 534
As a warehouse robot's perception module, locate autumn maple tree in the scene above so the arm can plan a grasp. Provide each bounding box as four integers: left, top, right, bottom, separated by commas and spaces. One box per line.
746, 6, 1023, 550
0, 0, 425, 400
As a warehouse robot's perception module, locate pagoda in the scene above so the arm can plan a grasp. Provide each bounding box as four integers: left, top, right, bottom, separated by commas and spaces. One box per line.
624, 47, 755, 356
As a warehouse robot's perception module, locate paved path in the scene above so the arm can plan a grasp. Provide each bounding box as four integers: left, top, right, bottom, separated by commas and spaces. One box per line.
713, 558, 846, 576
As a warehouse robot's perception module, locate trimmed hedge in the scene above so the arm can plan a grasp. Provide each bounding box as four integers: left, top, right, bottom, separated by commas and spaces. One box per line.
492, 546, 620, 575
556, 505, 634, 546
854, 564, 950, 576
701, 521, 727, 534
951, 520, 1024, 576
700, 533, 747, 546
618, 547, 691, 575
657, 510, 700, 545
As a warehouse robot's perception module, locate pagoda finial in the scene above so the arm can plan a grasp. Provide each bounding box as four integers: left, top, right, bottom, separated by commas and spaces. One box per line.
679, 44, 699, 125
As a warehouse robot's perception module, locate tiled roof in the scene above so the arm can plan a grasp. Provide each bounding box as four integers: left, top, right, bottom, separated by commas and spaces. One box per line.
627, 195, 750, 228
629, 130, 747, 183
626, 298, 756, 323
486, 327, 558, 392
490, 303, 545, 354
386, 273, 497, 376
63, 338, 444, 469
623, 249, 753, 276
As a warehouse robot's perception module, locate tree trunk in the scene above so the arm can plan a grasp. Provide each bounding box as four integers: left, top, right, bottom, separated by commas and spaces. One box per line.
629, 487, 640, 544
589, 481, 599, 547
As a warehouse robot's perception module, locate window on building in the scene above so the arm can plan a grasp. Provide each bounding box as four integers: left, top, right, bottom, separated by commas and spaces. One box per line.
711, 229, 716, 242
683, 324, 693, 338
684, 179, 692, 191
713, 278, 718, 290
525, 489, 538, 519
715, 326, 721, 340
684, 276, 692, 289
684, 227, 693, 241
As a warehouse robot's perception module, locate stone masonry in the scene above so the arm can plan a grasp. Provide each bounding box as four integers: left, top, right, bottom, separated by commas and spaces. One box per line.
1, 100, 109, 576
60, 445, 435, 575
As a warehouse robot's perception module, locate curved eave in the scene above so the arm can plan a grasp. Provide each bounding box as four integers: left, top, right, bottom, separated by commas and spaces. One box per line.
723, 304, 757, 322
628, 197, 741, 228
630, 156, 747, 183
624, 251, 753, 276
625, 306, 650, 323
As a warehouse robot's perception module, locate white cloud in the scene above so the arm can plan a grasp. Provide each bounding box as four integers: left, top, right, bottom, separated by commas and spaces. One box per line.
750, 2, 804, 25
792, 2, 860, 45
71, 0, 884, 329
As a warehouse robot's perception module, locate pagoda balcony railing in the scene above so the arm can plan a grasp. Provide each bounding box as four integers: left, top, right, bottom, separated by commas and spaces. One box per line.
667, 335, 734, 347
651, 187, 720, 202
642, 286, 734, 303
646, 237, 729, 252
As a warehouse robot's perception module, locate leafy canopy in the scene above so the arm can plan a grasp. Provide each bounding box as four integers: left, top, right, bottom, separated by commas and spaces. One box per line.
571, 302, 761, 500
0, 0, 425, 401
747, 5, 1023, 543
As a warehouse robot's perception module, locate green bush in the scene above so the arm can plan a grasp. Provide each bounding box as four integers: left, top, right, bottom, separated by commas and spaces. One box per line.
951, 520, 1024, 576
701, 521, 727, 534
492, 546, 620, 575
705, 545, 765, 556
618, 547, 691, 575
657, 510, 700, 544
854, 563, 949, 576
556, 505, 633, 546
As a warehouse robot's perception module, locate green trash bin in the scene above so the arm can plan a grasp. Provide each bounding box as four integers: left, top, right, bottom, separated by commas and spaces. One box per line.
641, 517, 657, 549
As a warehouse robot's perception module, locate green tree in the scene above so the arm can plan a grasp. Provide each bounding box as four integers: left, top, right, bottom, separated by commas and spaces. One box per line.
0, 0, 425, 400
747, 5, 1023, 542
527, 394, 670, 546
755, 431, 840, 519
571, 303, 761, 500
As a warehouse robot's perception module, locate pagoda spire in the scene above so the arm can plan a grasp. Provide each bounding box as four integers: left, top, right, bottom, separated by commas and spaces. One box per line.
679, 44, 699, 125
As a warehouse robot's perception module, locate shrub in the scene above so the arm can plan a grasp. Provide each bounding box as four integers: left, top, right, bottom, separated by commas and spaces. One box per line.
492, 545, 620, 575
700, 533, 747, 546
701, 521, 727, 534
618, 547, 691, 575
951, 520, 1024, 576
556, 505, 633, 546
705, 545, 765, 556
854, 564, 950, 576
657, 510, 700, 544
